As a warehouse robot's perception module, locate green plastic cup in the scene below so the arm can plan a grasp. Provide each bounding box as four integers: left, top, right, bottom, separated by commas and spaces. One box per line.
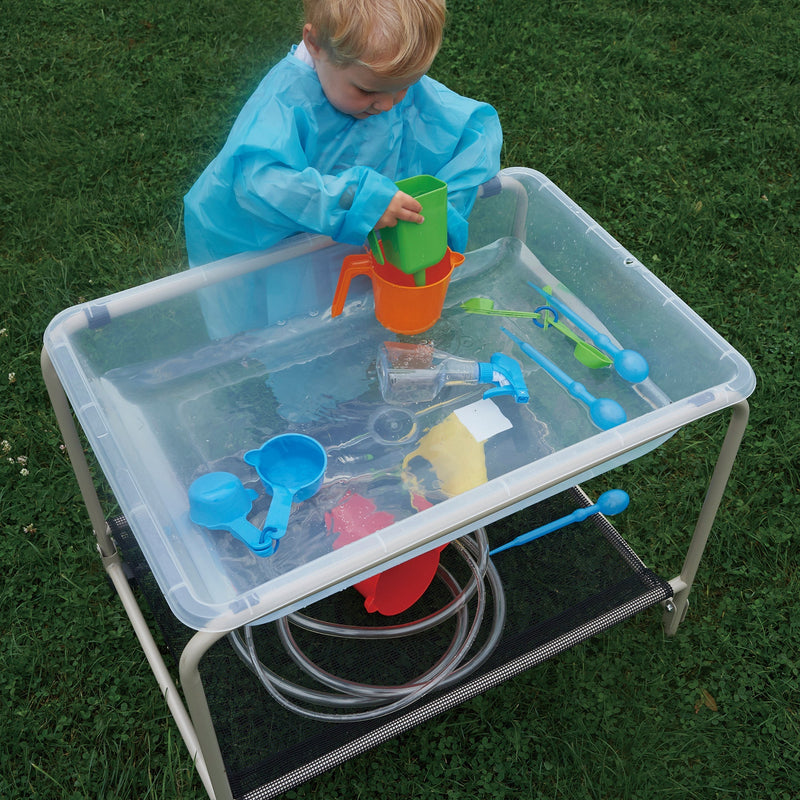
368, 175, 448, 286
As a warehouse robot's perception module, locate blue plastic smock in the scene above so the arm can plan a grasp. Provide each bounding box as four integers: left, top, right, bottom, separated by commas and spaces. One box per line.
183, 48, 502, 339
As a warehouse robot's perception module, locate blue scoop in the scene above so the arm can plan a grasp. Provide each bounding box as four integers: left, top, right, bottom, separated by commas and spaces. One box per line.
189, 433, 327, 556
188, 472, 278, 556
490, 490, 630, 555
244, 434, 327, 541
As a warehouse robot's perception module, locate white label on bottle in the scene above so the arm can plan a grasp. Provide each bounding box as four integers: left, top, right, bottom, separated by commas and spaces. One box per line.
454, 399, 512, 442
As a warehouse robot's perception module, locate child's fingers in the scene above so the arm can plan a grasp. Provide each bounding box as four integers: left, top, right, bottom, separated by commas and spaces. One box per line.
376, 191, 425, 228
401, 208, 425, 224
398, 191, 422, 212
399, 192, 424, 224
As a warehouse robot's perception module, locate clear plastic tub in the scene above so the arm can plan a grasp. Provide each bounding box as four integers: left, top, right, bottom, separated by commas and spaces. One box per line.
43, 169, 755, 631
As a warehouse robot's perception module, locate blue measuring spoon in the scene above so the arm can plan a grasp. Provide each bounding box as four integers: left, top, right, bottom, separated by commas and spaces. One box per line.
501, 327, 627, 430
188, 472, 278, 556
528, 283, 649, 383
244, 434, 327, 541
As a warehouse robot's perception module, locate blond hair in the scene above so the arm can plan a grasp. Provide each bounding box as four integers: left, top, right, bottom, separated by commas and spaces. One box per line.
303, 0, 446, 79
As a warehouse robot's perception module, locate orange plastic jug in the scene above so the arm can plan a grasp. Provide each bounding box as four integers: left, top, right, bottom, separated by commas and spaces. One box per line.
331, 248, 464, 335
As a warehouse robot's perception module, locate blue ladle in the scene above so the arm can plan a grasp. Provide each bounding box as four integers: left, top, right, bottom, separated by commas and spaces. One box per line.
489, 489, 630, 555
528, 283, 649, 383
501, 327, 627, 430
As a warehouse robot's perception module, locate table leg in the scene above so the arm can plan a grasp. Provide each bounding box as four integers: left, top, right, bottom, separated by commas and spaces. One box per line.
664, 400, 750, 635
43, 347, 226, 799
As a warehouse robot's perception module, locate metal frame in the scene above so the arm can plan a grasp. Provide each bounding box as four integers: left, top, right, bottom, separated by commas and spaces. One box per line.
42, 344, 749, 800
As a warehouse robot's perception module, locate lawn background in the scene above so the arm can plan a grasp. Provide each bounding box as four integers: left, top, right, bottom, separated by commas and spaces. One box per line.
1, 0, 799, 798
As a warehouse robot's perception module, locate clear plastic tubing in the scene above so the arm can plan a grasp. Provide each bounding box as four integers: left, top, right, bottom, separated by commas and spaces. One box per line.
233, 551, 481, 720
288, 526, 492, 639
229, 557, 474, 709
228, 529, 506, 722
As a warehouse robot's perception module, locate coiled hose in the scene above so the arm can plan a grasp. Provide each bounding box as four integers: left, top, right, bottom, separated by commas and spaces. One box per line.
228, 528, 505, 722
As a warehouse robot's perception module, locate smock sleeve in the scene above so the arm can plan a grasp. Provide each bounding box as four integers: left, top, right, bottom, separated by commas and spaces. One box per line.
406, 78, 503, 252
231, 100, 399, 248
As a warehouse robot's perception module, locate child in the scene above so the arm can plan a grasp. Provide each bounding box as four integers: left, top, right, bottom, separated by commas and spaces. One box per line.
184, 0, 502, 336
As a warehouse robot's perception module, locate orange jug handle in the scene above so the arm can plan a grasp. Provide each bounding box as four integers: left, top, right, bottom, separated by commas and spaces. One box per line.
331, 253, 376, 318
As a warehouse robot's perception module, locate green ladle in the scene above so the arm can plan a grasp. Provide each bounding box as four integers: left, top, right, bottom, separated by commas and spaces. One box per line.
461, 298, 613, 369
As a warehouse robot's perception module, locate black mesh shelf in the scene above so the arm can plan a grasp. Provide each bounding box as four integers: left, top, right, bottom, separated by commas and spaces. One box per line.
109, 485, 672, 800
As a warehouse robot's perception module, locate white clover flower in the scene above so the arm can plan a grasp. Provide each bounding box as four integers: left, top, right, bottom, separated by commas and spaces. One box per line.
8, 372, 16, 384
20, 468, 29, 476
16, 455, 28, 466
1, 440, 10, 453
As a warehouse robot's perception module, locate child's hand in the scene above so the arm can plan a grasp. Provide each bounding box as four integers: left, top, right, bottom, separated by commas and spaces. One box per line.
376, 191, 424, 228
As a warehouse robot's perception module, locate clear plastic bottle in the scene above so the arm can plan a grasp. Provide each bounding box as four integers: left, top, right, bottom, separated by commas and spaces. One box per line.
377, 342, 528, 405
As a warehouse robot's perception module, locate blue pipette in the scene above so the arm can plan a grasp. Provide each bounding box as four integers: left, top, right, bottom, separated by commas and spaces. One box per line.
501, 327, 627, 430
528, 283, 649, 383
489, 489, 630, 555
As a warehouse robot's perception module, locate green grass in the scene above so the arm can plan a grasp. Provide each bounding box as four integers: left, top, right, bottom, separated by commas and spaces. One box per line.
1, 0, 799, 797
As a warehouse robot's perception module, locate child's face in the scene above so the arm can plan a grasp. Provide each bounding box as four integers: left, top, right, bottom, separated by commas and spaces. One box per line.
319, 59, 419, 119
305, 28, 423, 119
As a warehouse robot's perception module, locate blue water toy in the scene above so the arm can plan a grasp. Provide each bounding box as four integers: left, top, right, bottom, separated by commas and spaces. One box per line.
189, 434, 327, 556
460, 297, 613, 369
482, 351, 530, 402
528, 283, 649, 383
489, 489, 630, 555
188, 472, 278, 556
244, 434, 327, 542
500, 327, 626, 430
